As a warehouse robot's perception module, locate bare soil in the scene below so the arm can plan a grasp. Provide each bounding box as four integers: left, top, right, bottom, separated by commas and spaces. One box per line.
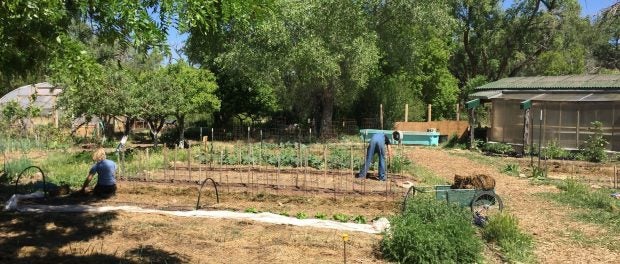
2, 146, 619, 263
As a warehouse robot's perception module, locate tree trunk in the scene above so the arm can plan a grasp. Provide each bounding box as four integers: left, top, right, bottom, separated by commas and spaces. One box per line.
123, 116, 135, 137
319, 82, 335, 138
101, 115, 115, 139
147, 118, 166, 147
177, 115, 185, 147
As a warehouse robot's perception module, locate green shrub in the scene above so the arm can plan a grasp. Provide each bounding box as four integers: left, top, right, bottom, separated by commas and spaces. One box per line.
541, 140, 569, 160
482, 213, 535, 263
388, 155, 412, 174
443, 134, 467, 149
381, 196, 483, 263
579, 121, 608, 162
481, 142, 514, 155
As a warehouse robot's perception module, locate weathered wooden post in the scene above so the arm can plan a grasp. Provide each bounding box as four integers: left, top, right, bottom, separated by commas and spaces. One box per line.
405, 104, 409, 122
521, 100, 532, 157
465, 99, 480, 150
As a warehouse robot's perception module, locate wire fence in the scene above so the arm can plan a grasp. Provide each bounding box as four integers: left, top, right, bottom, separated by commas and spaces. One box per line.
115, 140, 413, 201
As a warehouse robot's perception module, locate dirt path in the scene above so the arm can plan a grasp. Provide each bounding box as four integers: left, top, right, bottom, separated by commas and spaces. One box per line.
409, 147, 618, 264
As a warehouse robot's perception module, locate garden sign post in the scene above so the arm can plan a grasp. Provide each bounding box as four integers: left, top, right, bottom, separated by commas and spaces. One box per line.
465, 99, 480, 150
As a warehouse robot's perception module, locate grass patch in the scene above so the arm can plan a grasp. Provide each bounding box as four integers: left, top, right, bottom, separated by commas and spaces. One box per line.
1, 156, 33, 184
39, 150, 93, 187
408, 161, 446, 185
482, 213, 536, 263
381, 196, 483, 263
541, 179, 620, 247
555, 228, 620, 252
546, 179, 620, 224
447, 151, 509, 170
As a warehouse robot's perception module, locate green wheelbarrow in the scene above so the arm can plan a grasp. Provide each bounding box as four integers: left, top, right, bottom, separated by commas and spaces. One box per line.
401, 185, 504, 217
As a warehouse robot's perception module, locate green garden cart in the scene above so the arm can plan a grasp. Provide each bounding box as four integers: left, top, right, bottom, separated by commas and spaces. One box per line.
401, 185, 503, 217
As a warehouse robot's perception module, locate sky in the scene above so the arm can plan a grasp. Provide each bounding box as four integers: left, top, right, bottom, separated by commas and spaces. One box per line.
503, 0, 617, 16
167, 0, 618, 61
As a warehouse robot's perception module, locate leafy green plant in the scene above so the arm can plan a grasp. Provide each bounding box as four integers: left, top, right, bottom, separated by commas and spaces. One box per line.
500, 163, 520, 176
314, 212, 327, 220
296, 212, 307, 219
443, 133, 467, 149
332, 213, 350, 223
481, 142, 515, 155
542, 140, 569, 160
244, 207, 258, 213
482, 213, 535, 263
279, 212, 290, 217
353, 215, 366, 224
531, 166, 546, 180
388, 155, 412, 173
579, 121, 608, 162
381, 196, 483, 263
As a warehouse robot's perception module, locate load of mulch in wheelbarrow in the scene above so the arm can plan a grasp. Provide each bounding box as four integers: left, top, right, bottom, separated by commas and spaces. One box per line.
451, 174, 496, 190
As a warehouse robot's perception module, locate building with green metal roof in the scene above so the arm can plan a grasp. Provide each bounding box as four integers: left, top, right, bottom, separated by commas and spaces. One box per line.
470, 74, 620, 152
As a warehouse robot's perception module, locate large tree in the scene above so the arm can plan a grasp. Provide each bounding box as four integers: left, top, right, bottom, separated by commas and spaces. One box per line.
183, 0, 282, 126
450, 0, 589, 91
281, 0, 379, 136
366, 0, 459, 123
0, 0, 176, 95
166, 61, 221, 144
592, 1, 620, 71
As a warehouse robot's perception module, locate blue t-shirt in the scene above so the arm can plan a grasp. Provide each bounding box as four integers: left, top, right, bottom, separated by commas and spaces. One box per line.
370, 133, 391, 145
89, 159, 117, 186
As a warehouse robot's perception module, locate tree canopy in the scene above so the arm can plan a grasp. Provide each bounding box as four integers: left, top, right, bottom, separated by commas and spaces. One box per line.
1, 0, 618, 139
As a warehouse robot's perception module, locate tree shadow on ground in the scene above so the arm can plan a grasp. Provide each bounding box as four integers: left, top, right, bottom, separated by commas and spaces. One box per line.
0, 185, 186, 263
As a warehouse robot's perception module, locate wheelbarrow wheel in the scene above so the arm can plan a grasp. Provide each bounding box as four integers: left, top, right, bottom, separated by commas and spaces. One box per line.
401, 185, 417, 214
470, 191, 503, 217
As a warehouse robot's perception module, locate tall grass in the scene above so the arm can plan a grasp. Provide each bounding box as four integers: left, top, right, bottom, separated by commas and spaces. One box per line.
546, 179, 620, 232
1, 156, 33, 183
41, 150, 93, 187
482, 213, 536, 263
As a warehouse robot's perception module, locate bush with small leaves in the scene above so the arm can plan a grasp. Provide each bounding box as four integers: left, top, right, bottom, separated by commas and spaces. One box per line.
381, 196, 483, 263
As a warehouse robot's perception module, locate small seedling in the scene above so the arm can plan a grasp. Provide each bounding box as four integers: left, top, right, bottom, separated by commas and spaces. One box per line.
501, 164, 519, 176
244, 207, 258, 213
315, 212, 327, 220
296, 212, 307, 219
279, 212, 290, 217
353, 215, 366, 224
333, 213, 350, 222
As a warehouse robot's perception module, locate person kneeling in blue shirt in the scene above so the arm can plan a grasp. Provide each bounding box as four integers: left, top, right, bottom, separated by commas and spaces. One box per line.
80, 148, 117, 197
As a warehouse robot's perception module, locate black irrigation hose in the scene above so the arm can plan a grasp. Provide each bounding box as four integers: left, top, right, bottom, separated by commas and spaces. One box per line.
401, 185, 417, 214
196, 177, 219, 210
13, 165, 47, 198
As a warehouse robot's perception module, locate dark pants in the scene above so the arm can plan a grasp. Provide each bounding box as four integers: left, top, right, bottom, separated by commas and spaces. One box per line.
358, 138, 387, 180
94, 184, 116, 198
